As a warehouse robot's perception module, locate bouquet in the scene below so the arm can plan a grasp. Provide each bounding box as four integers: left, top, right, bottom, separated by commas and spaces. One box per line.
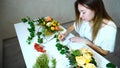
21, 16, 63, 44
67, 48, 97, 68
37, 16, 62, 36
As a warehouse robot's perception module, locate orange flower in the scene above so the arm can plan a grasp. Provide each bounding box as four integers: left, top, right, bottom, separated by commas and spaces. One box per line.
55, 26, 60, 31
46, 16, 52, 22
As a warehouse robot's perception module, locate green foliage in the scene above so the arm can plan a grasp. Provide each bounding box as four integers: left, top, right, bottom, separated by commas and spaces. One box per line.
33, 53, 49, 68
72, 50, 81, 56
66, 50, 82, 68
90, 57, 97, 66
67, 53, 77, 66
55, 43, 69, 55
106, 63, 116, 68
21, 16, 36, 44
21, 16, 44, 44
51, 58, 56, 68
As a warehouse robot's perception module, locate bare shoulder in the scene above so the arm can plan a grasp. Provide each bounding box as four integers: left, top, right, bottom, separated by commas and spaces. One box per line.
103, 19, 110, 25
102, 19, 116, 29
102, 19, 111, 27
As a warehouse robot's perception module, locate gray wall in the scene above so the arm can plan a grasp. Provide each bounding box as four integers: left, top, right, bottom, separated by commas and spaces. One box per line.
0, 0, 120, 39
0, 0, 75, 39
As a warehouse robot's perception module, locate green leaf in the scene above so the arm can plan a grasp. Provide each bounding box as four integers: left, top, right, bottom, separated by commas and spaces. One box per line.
30, 32, 35, 37
51, 58, 56, 68
37, 32, 42, 36
90, 57, 97, 66
72, 50, 81, 56
106, 63, 116, 68
60, 50, 65, 54
68, 54, 76, 65
21, 18, 28, 23
28, 28, 34, 32
38, 38, 43, 43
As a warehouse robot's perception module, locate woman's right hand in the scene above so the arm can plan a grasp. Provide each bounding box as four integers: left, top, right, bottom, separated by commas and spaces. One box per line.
58, 33, 67, 41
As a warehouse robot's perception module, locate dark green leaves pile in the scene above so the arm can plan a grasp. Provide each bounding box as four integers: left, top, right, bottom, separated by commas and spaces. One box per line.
55, 43, 69, 55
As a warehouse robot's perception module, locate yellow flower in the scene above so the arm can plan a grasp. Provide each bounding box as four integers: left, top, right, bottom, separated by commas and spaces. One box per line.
43, 21, 46, 25
85, 63, 96, 68
80, 48, 93, 56
57, 23, 60, 26
83, 53, 92, 63
75, 56, 86, 66
51, 21, 54, 25
51, 27, 55, 31
52, 23, 56, 26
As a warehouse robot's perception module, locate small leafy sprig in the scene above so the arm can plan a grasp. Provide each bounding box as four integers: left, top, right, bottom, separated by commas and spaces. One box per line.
55, 43, 69, 55
21, 17, 36, 44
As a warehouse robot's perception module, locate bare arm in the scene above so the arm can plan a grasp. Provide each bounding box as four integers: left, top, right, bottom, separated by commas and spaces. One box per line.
70, 37, 109, 56
87, 41, 109, 56
64, 24, 75, 36
58, 24, 74, 41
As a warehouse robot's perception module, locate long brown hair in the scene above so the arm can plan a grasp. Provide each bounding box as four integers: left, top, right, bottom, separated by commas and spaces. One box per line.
74, 0, 113, 41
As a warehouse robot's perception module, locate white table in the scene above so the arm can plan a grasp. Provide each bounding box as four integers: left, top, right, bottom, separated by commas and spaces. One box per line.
14, 22, 111, 68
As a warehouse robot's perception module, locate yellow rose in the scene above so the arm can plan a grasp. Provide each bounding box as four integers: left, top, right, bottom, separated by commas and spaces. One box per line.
80, 48, 93, 56
75, 56, 86, 66
51, 27, 55, 31
85, 63, 96, 68
52, 23, 56, 26
83, 53, 92, 63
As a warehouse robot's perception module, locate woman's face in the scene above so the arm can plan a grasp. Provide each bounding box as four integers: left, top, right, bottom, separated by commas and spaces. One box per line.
78, 4, 95, 22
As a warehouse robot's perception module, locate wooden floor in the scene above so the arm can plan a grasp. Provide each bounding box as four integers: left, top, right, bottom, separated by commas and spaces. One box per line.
2, 21, 120, 68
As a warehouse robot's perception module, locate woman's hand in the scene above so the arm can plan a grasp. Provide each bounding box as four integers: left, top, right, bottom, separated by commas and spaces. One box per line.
70, 37, 91, 44
58, 33, 66, 41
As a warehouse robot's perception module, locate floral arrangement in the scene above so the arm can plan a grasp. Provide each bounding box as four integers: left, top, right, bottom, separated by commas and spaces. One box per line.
37, 16, 62, 36
67, 48, 97, 68
21, 16, 63, 44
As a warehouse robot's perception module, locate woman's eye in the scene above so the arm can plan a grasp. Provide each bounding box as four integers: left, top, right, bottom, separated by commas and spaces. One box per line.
83, 12, 86, 14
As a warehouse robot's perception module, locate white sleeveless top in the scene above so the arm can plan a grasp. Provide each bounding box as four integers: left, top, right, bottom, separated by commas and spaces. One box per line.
74, 21, 117, 53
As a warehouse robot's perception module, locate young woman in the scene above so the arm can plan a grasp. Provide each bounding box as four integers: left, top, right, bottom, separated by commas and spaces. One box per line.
59, 0, 117, 56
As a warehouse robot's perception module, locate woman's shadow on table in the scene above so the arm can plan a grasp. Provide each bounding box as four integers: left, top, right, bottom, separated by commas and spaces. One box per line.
105, 27, 120, 67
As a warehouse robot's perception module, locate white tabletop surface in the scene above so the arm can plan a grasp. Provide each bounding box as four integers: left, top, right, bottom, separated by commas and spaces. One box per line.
14, 22, 110, 68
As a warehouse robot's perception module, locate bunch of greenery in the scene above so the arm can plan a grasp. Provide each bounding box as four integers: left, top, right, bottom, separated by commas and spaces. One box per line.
33, 53, 49, 68
33, 53, 56, 68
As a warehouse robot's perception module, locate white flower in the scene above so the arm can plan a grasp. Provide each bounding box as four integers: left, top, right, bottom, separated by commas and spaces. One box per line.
46, 22, 51, 27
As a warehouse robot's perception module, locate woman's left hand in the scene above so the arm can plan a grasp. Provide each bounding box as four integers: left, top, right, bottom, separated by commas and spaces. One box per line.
69, 37, 90, 44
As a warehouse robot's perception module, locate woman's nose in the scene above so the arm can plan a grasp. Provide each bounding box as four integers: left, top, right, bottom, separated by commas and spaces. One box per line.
80, 14, 83, 19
